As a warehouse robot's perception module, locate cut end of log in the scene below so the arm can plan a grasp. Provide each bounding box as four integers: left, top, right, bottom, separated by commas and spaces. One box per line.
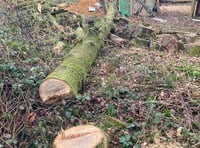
39, 78, 72, 103
54, 125, 107, 148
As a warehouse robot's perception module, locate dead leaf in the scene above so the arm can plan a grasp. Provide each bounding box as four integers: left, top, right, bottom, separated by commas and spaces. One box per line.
160, 90, 165, 97
37, 3, 42, 13
166, 129, 175, 138
176, 127, 183, 137
53, 41, 65, 53
140, 142, 147, 148
27, 112, 37, 123
57, 25, 64, 32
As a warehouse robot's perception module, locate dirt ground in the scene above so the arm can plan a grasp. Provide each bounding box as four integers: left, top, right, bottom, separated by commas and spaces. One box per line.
138, 3, 200, 33
66, 0, 105, 16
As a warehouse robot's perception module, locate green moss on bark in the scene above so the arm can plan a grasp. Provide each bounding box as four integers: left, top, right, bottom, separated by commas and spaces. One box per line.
43, 2, 116, 96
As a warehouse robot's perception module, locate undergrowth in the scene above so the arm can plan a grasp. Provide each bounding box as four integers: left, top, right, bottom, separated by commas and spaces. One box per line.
0, 1, 200, 148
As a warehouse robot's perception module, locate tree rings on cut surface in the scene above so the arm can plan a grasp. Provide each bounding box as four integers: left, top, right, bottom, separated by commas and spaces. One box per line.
53, 125, 107, 148
39, 78, 72, 103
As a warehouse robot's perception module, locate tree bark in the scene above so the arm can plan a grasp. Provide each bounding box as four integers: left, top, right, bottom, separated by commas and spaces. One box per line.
39, 2, 116, 103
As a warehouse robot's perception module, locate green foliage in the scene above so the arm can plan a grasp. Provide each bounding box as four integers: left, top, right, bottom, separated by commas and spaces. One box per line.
0, 1, 200, 147
0, 1, 63, 147
119, 135, 133, 147
176, 64, 200, 79
102, 87, 120, 99
75, 93, 91, 103
0, 57, 46, 96
127, 122, 141, 130
163, 108, 171, 117
165, 75, 174, 87
28, 143, 37, 148
102, 86, 138, 100
6, 41, 29, 52
153, 112, 162, 124
189, 45, 200, 56
178, 41, 185, 50
107, 103, 116, 117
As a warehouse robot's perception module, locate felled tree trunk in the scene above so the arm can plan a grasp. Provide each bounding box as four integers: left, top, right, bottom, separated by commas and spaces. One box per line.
39, 2, 116, 103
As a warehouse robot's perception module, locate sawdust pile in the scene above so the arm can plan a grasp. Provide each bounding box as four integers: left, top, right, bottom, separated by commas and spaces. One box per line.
66, 0, 105, 16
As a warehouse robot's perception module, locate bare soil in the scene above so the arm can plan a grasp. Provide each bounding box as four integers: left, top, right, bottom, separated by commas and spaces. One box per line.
66, 0, 105, 16
135, 3, 200, 33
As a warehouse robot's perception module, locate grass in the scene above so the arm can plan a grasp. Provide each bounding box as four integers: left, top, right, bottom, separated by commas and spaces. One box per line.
0, 1, 200, 148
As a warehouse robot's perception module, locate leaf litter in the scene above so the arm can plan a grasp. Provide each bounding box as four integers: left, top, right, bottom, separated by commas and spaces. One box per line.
0, 0, 200, 147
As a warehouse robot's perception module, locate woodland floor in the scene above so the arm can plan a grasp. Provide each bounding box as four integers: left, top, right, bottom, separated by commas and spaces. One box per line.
0, 1, 200, 148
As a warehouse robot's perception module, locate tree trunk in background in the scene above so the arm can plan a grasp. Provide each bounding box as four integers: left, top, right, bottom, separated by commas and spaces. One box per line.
39, 1, 116, 103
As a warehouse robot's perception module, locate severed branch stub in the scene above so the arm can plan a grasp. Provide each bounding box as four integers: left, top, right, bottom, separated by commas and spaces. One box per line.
39, 1, 116, 103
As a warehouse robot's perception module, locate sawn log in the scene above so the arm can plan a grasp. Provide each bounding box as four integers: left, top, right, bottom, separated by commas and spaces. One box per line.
39, 2, 116, 103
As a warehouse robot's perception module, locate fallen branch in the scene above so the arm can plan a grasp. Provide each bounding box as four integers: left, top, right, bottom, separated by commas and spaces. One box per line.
110, 33, 132, 47
39, 1, 116, 103
105, 115, 127, 129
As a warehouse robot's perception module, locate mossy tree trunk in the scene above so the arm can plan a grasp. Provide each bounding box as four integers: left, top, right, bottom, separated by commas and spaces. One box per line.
39, 1, 116, 103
